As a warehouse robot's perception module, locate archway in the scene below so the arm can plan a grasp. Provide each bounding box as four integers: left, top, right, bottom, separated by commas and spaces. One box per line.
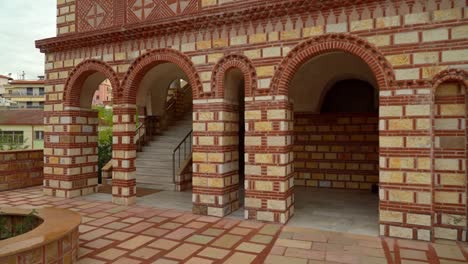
432, 69, 468, 241
270, 34, 394, 233
43, 60, 119, 198
112, 49, 200, 205
289, 52, 380, 235
190, 54, 256, 218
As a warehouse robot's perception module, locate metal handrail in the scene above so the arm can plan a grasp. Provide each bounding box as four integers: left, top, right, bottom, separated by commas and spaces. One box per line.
172, 129, 193, 184
135, 123, 145, 151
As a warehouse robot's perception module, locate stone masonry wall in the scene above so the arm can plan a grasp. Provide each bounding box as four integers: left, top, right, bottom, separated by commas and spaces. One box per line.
39, 0, 468, 241
0, 150, 44, 191
294, 113, 379, 190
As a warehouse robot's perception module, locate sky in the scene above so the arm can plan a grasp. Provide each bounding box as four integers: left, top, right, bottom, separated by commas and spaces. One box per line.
0, 0, 56, 80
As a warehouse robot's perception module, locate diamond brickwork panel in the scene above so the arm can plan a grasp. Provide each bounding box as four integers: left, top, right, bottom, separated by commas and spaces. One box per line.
126, 0, 198, 24
77, 0, 114, 32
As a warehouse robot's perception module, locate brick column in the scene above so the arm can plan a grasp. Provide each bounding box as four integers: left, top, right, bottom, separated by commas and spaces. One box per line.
192, 100, 240, 217
433, 82, 467, 241
112, 104, 137, 205
244, 96, 294, 224
43, 109, 99, 198
379, 84, 433, 241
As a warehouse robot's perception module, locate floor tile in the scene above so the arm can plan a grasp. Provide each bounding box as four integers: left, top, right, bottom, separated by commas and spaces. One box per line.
236, 242, 266, 253
185, 234, 215, 244
164, 243, 202, 260
148, 239, 180, 250
197, 247, 230, 259
130, 247, 161, 259
84, 238, 114, 249
118, 235, 155, 250
105, 231, 135, 241
223, 252, 257, 264
211, 234, 243, 249
113, 257, 142, 264
96, 248, 128, 260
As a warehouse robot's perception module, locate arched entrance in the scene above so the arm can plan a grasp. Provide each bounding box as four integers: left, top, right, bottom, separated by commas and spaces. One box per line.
268, 34, 394, 231
214, 54, 257, 217
43, 60, 119, 198
113, 49, 201, 205
432, 69, 468, 241
289, 53, 380, 234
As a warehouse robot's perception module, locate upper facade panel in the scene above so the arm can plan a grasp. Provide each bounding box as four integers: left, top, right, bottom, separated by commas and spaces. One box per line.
57, 0, 256, 35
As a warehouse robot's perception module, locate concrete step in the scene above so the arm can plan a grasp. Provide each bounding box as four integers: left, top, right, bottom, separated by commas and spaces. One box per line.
136, 113, 192, 188
136, 174, 173, 182
136, 161, 173, 167
136, 182, 175, 191
137, 167, 172, 174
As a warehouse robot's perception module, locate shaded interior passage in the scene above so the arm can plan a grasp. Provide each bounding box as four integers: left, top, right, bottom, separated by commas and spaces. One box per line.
289, 52, 380, 234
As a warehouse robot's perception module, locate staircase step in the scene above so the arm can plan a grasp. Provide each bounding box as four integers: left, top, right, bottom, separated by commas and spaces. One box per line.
136, 182, 175, 191
136, 114, 192, 187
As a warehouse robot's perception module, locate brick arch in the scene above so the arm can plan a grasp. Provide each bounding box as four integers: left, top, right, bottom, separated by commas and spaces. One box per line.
271, 34, 396, 95
432, 68, 468, 89
64, 59, 120, 107
120, 48, 202, 104
211, 54, 257, 98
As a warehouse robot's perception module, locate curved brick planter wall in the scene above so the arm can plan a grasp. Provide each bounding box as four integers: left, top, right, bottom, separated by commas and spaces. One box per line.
36, 0, 468, 241
0, 208, 81, 264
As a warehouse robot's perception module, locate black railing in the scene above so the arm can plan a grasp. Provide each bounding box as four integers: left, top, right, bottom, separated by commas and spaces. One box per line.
172, 129, 193, 184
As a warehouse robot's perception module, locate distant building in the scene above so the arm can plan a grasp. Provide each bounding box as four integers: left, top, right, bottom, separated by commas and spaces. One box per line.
0, 75, 12, 96
92, 79, 112, 106
0, 110, 44, 150
3, 80, 45, 109
0, 98, 18, 109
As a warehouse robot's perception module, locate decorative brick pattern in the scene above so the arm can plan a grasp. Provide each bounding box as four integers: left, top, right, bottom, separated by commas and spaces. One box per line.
43, 109, 99, 198
244, 98, 294, 224
56, 0, 76, 35
112, 105, 137, 205
0, 150, 43, 191
210, 54, 257, 98
192, 101, 240, 217
63, 59, 121, 108
120, 48, 202, 103
76, 0, 114, 32
432, 70, 468, 241
37, 0, 468, 242
294, 113, 378, 190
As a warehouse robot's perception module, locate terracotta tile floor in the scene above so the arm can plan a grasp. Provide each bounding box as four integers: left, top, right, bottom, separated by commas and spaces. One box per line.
1, 186, 468, 264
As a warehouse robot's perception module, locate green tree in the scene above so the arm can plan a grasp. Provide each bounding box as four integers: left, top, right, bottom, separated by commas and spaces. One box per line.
93, 105, 113, 126
93, 106, 113, 183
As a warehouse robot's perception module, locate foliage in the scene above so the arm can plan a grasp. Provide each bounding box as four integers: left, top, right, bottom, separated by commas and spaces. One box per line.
0, 209, 39, 240
93, 105, 113, 126
93, 106, 113, 183
98, 127, 112, 184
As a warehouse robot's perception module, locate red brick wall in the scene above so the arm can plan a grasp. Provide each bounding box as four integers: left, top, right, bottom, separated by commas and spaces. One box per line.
38, 0, 468, 241
294, 113, 379, 190
0, 150, 44, 191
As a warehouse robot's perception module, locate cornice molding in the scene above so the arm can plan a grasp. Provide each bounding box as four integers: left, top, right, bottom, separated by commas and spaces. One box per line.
36, 0, 376, 53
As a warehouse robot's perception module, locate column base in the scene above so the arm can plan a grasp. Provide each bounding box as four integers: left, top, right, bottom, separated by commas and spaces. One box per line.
43, 185, 98, 198
192, 188, 239, 217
